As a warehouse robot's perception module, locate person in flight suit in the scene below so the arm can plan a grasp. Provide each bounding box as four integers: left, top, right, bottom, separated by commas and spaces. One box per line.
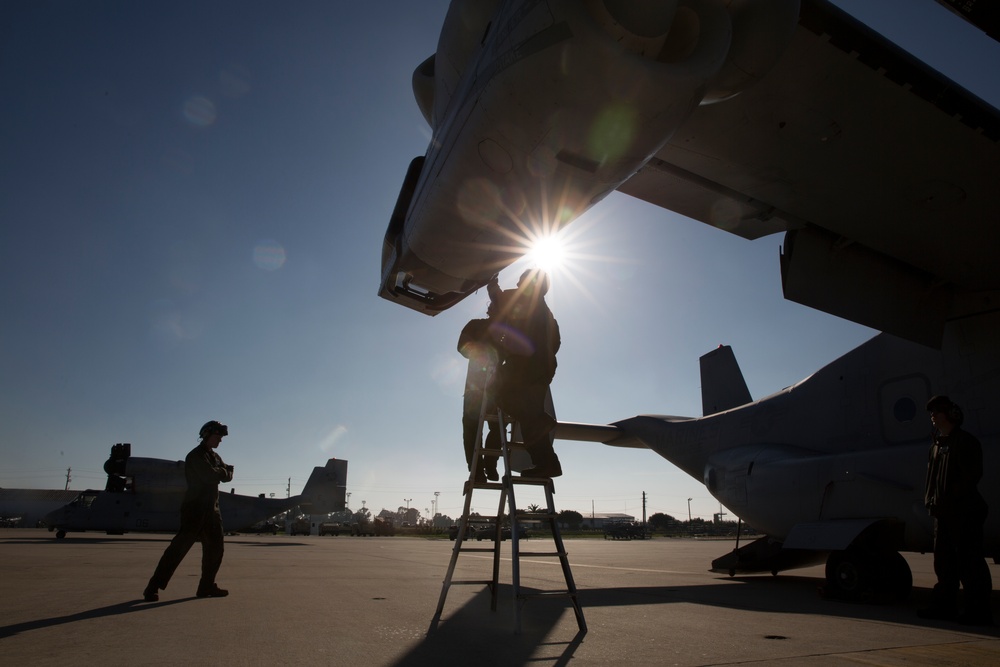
458, 300, 504, 483
919, 396, 993, 625
487, 269, 562, 478
143, 420, 234, 601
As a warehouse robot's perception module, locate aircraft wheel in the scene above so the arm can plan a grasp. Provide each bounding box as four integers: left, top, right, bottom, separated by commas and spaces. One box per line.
825, 549, 911, 603
56, 530, 66, 539
825, 549, 872, 601
875, 550, 912, 602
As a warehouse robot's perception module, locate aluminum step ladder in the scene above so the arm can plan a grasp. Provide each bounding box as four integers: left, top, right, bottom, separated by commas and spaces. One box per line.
431, 397, 586, 634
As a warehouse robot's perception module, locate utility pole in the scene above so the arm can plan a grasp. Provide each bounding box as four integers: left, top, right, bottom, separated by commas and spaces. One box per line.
287, 477, 291, 498
687, 498, 693, 523
346, 491, 351, 508
642, 491, 647, 525
65, 467, 71, 491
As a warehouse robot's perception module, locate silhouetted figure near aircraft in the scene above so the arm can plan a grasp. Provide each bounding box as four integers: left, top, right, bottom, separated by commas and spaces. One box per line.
458, 302, 503, 483
143, 420, 234, 602
488, 269, 562, 478
919, 396, 993, 625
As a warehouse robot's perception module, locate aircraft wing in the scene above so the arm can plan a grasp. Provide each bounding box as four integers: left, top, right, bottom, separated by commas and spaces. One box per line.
617, 0, 1000, 346
381, 1, 1000, 347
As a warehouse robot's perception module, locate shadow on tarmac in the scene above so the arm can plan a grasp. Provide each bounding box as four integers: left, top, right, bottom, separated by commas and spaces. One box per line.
397, 574, 998, 665
0, 599, 191, 639
400, 585, 586, 667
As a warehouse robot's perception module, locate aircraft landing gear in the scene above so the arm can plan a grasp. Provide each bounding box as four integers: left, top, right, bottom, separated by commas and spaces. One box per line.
824, 547, 911, 602
56, 530, 66, 539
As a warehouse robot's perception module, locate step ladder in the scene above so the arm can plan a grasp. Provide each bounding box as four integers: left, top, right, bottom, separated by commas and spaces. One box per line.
431, 395, 586, 634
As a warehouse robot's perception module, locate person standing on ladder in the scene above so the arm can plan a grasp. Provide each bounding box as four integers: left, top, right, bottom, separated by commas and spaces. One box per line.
458, 300, 504, 483
488, 269, 562, 478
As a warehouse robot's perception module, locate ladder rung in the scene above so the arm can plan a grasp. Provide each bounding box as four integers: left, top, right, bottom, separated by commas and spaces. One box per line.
451, 579, 496, 586
509, 476, 553, 485
465, 481, 504, 492
458, 547, 497, 553
520, 512, 558, 520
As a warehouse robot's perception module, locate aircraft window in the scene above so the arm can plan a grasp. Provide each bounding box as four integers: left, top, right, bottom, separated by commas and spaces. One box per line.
893, 397, 917, 423
71, 492, 98, 509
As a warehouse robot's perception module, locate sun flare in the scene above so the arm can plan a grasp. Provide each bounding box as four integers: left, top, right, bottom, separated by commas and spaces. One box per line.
525, 234, 567, 273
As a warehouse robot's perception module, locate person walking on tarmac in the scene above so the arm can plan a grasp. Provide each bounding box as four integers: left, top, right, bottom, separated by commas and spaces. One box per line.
488, 268, 562, 478
143, 420, 234, 601
458, 301, 504, 483
919, 396, 993, 625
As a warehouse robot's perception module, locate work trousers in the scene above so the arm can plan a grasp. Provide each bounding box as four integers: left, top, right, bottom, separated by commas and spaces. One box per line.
932, 507, 992, 615
497, 380, 557, 466
149, 506, 225, 591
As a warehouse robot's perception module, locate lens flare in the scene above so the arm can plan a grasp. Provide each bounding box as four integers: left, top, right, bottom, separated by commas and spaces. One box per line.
183, 96, 216, 127
253, 240, 286, 271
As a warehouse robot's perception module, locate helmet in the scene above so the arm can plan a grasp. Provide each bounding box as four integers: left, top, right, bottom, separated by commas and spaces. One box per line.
199, 420, 229, 439
925, 396, 963, 426
518, 268, 550, 296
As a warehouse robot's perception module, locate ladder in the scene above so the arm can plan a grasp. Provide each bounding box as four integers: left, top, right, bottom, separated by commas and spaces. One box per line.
431, 394, 587, 634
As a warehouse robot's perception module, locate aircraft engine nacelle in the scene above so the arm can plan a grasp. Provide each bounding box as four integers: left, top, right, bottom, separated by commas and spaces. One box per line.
705, 444, 829, 539
123, 457, 187, 492
382, 0, 800, 314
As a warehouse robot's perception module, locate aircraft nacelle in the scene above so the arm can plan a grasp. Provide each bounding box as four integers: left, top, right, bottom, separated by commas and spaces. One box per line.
381, 0, 800, 313
705, 443, 935, 553
121, 457, 186, 491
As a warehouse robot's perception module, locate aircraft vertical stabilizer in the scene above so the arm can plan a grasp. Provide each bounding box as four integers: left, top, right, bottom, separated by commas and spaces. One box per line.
299, 459, 348, 514
699, 345, 752, 416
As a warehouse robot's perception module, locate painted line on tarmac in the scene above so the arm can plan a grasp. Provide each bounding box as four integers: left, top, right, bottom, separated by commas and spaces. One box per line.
462, 553, 695, 575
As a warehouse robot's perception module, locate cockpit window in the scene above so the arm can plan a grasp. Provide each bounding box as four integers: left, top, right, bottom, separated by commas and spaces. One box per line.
71, 492, 99, 509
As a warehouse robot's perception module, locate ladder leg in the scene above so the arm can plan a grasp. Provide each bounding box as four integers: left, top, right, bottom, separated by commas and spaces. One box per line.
432, 367, 497, 631
543, 481, 587, 633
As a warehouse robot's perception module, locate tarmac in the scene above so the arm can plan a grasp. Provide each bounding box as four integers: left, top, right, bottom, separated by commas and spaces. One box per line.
1, 528, 999, 666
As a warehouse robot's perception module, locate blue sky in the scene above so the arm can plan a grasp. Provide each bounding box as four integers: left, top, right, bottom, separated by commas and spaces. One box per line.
2, 1, 998, 524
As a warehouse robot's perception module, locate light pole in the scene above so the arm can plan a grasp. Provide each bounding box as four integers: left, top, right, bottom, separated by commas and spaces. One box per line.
404, 498, 412, 510
687, 498, 693, 523
433, 491, 440, 517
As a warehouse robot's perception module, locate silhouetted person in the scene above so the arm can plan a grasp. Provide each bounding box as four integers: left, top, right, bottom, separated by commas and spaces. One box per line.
143, 420, 234, 601
458, 302, 503, 482
919, 396, 992, 625
488, 269, 562, 477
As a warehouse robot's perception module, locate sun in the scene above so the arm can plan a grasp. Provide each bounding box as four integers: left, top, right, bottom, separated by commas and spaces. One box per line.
525, 233, 567, 273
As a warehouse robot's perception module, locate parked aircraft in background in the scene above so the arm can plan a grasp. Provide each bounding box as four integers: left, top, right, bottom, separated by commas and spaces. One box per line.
0, 489, 78, 528
42, 444, 347, 538
379, 0, 1000, 601
558, 334, 999, 600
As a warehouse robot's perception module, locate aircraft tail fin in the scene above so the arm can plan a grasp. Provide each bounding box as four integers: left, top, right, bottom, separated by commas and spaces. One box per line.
699, 345, 752, 416
299, 459, 348, 514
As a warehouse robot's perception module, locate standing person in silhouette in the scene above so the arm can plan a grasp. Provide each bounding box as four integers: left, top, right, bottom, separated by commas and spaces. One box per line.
919, 396, 992, 625
458, 301, 504, 482
143, 420, 234, 601
488, 269, 562, 477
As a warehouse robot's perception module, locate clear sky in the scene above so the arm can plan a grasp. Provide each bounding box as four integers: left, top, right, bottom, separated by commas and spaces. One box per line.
2, 1, 998, 524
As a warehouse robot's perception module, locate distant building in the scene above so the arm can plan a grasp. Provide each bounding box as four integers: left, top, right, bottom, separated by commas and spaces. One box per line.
579, 512, 635, 529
